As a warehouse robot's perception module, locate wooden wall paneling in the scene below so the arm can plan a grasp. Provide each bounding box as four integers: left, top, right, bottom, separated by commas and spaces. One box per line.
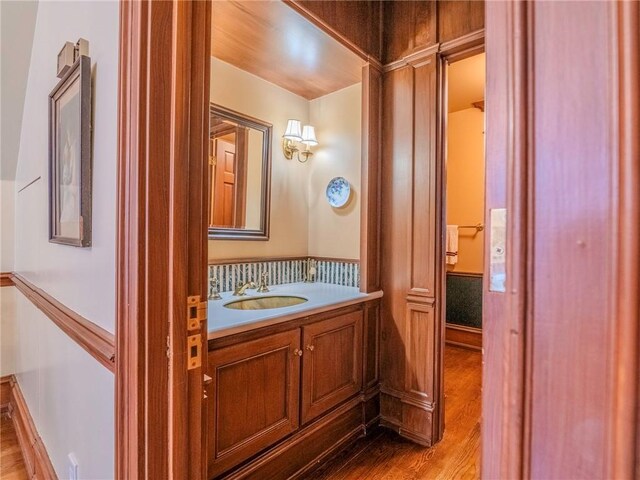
380, 49, 441, 447
380, 64, 415, 431
437, 1, 485, 44
117, 1, 208, 478
382, 1, 484, 66
286, 0, 383, 63
360, 63, 382, 293
7, 376, 56, 480
11, 273, 115, 372
409, 55, 437, 299
382, 1, 436, 65
363, 300, 380, 390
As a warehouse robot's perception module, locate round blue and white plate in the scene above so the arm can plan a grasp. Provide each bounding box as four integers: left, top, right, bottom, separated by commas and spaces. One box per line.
325, 177, 351, 208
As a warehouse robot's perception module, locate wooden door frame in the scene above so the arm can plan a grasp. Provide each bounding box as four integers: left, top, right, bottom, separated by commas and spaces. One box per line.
434, 31, 485, 443
115, 2, 380, 479
482, 1, 640, 478
115, 1, 211, 479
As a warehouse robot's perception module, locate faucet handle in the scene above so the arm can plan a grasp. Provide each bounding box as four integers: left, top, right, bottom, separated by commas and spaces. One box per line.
208, 276, 221, 300
257, 272, 270, 293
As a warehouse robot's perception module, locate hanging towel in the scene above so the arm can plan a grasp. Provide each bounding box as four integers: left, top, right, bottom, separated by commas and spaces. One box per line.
446, 225, 459, 265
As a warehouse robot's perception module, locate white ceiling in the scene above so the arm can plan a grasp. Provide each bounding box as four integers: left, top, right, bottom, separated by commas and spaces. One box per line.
448, 53, 485, 113
1, 1, 39, 180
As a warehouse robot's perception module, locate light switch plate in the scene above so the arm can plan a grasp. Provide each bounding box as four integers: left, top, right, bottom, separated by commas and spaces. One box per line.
489, 208, 507, 292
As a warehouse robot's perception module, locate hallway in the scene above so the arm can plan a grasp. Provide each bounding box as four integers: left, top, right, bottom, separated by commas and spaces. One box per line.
309, 346, 482, 479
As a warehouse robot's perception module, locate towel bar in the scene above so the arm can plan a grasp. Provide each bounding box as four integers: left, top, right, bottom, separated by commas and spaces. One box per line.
458, 223, 484, 232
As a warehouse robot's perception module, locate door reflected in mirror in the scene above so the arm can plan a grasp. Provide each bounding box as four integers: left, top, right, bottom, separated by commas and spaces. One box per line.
208, 104, 272, 240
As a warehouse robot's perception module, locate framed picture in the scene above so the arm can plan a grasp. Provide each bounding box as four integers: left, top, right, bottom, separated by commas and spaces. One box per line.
49, 54, 92, 247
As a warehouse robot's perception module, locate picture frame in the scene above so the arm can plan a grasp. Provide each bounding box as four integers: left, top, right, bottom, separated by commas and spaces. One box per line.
49, 54, 92, 247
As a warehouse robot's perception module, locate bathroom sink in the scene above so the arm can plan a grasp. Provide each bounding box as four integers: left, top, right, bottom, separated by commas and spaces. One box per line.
224, 295, 308, 310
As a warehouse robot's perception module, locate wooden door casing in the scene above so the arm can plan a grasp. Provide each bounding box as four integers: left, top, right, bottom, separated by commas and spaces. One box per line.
116, 1, 210, 478
301, 309, 364, 425
207, 329, 301, 478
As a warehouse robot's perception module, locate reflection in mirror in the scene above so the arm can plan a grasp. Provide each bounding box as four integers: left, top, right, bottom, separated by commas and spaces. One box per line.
208, 104, 272, 239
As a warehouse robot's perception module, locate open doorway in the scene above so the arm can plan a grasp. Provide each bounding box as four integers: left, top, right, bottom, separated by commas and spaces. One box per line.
441, 50, 486, 472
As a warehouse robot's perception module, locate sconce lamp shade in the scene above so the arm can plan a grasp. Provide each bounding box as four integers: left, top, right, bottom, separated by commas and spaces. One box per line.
283, 119, 302, 141
301, 125, 318, 146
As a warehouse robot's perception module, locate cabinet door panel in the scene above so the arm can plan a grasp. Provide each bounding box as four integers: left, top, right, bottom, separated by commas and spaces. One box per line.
301, 309, 363, 424
208, 329, 300, 476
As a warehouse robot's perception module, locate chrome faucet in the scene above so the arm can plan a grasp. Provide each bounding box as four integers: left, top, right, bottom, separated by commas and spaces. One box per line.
233, 280, 256, 296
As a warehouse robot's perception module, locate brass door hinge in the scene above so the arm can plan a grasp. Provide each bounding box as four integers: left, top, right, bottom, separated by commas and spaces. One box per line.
187, 334, 202, 370
187, 295, 207, 331
209, 155, 217, 166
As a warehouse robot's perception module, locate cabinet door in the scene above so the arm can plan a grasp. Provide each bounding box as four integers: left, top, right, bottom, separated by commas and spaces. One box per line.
208, 329, 301, 477
301, 309, 363, 424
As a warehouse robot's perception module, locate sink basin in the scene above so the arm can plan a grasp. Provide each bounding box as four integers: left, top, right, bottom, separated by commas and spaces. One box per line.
224, 295, 308, 310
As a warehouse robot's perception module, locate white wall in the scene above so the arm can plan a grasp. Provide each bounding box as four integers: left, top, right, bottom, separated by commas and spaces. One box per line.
308, 84, 361, 259
13, 289, 114, 479
1, 180, 15, 272
1, 180, 16, 376
9, 1, 119, 478
209, 58, 310, 260
1, 287, 17, 376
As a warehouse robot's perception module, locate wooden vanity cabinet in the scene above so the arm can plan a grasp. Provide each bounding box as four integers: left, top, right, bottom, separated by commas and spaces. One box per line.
207, 329, 301, 477
301, 310, 363, 424
207, 301, 378, 479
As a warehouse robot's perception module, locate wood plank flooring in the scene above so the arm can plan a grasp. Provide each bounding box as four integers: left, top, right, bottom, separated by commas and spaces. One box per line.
308, 345, 482, 480
0, 413, 28, 480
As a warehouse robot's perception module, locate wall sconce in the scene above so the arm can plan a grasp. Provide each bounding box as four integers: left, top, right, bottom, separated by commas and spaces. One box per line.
282, 119, 318, 163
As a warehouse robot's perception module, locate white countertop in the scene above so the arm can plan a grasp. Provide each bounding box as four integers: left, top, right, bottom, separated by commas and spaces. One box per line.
208, 282, 382, 338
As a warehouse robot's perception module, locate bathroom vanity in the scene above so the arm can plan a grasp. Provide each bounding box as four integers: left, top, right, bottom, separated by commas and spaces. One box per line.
206, 284, 382, 478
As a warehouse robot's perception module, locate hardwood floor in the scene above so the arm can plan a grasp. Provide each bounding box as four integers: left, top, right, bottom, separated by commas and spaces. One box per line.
309, 345, 482, 479
0, 413, 28, 480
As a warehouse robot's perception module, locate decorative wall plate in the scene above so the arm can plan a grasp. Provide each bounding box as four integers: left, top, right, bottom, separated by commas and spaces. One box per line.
325, 176, 351, 208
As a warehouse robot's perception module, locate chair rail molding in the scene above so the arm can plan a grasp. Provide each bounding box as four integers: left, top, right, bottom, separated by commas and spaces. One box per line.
10, 273, 115, 372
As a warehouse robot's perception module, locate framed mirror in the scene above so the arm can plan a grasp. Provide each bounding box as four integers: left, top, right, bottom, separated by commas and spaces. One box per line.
208, 104, 272, 240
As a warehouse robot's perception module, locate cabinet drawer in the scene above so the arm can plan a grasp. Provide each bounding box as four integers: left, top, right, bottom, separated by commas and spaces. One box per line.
208, 329, 301, 477
301, 309, 363, 424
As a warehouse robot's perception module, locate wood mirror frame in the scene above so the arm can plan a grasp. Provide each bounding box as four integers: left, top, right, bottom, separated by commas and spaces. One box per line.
208, 103, 272, 240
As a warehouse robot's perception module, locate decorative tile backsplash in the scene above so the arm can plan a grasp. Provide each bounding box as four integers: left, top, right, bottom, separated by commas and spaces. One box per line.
315, 260, 359, 288
209, 258, 360, 293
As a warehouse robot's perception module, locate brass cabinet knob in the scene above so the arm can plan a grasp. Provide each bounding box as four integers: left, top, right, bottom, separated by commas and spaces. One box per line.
294, 348, 303, 357
306, 345, 314, 352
